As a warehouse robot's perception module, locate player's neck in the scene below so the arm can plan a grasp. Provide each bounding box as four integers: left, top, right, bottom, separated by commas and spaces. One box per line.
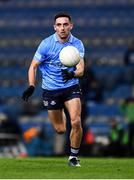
57, 34, 70, 43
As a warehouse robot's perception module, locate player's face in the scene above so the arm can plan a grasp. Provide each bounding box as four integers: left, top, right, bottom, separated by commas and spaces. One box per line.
54, 17, 73, 41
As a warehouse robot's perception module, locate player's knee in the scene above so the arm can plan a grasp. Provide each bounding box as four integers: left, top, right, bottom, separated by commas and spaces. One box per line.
71, 118, 81, 130
56, 129, 66, 134
55, 127, 66, 134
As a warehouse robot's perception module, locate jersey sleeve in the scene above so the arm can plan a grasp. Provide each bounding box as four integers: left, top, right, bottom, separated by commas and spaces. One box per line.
75, 40, 85, 59
33, 40, 48, 62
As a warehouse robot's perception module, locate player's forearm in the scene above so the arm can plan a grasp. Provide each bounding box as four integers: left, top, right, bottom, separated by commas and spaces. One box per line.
74, 59, 84, 77
28, 65, 37, 87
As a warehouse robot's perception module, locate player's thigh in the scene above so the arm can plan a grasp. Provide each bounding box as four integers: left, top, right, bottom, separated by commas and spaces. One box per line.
64, 98, 81, 120
48, 109, 65, 127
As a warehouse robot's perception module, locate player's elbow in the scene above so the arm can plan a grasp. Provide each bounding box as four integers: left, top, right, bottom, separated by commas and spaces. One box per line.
74, 68, 84, 78
78, 70, 84, 77
79, 70, 84, 77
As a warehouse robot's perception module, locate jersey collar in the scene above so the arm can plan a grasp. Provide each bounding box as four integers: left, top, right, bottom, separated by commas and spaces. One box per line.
54, 33, 73, 43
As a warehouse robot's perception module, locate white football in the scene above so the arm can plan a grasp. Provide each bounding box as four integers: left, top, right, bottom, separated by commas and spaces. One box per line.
59, 46, 81, 67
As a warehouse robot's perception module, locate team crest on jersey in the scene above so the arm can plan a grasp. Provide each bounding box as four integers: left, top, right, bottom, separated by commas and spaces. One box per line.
43, 100, 48, 106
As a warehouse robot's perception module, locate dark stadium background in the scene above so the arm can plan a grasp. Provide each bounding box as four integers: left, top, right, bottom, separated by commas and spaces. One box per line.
0, 0, 134, 158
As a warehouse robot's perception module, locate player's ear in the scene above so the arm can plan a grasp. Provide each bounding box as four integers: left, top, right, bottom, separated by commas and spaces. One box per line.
70, 23, 73, 30
54, 25, 56, 31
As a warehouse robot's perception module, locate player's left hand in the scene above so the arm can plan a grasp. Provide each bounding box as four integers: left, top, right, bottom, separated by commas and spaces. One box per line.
61, 69, 75, 82
22, 85, 35, 102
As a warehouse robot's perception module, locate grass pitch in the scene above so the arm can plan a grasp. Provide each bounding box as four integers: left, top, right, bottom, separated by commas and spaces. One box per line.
0, 157, 133, 179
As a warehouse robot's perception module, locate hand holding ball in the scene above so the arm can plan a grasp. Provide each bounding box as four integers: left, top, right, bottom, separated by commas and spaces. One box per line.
59, 46, 80, 67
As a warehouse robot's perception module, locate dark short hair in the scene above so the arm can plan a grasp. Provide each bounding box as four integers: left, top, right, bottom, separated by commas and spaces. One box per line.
54, 12, 72, 22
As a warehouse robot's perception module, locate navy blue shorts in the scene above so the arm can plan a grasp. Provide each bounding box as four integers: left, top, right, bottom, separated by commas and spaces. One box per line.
42, 84, 82, 110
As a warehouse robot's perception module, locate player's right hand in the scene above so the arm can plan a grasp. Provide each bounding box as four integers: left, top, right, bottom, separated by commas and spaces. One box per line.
22, 85, 35, 102
61, 69, 75, 82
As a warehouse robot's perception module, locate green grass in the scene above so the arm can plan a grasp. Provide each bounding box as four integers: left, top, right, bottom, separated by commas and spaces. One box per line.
0, 157, 133, 179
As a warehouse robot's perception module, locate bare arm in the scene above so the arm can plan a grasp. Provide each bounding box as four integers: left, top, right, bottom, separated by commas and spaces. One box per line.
28, 59, 41, 86
74, 58, 84, 77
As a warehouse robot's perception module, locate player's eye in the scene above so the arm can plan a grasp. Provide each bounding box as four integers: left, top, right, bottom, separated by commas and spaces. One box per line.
56, 23, 61, 27
63, 23, 69, 27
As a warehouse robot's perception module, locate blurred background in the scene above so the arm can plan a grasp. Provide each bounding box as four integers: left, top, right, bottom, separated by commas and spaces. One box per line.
0, 0, 134, 158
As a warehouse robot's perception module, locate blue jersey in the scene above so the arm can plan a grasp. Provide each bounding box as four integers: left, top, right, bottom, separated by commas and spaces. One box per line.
33, 33, 85, 90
